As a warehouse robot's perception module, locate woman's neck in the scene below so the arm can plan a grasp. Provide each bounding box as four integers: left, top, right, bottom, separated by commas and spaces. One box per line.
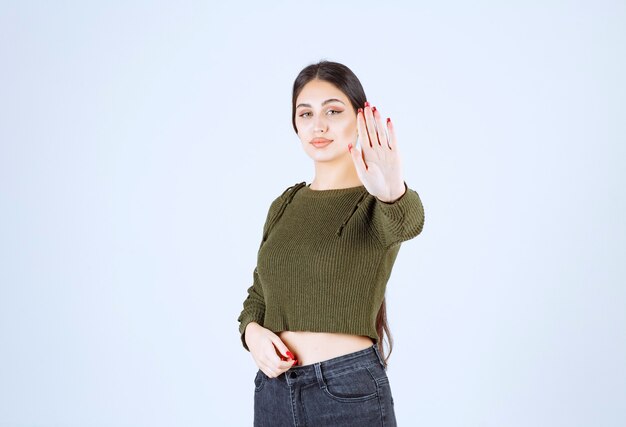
309, 162, 362, 190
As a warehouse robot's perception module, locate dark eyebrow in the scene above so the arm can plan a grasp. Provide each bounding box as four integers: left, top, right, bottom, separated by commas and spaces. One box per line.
296, 98, 346, 109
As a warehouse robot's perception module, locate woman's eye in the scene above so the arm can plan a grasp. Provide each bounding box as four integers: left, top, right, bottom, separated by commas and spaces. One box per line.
299, 110, 341, 118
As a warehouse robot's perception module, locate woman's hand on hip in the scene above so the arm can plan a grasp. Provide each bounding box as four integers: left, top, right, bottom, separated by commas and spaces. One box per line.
245, 322, 298, 378
350, 102, 407, 203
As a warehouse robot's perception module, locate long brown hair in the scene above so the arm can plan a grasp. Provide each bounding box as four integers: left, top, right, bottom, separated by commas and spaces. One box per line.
291, 59, 394, 367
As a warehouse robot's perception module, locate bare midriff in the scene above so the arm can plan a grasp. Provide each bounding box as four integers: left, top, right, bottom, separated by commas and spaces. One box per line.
278, 330, 375, 366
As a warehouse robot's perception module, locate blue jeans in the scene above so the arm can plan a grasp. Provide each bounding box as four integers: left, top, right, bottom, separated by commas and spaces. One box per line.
253, 343, 397, 426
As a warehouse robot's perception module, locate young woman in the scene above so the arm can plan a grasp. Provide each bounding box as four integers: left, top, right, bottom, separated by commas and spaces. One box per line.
237, 60, 425, 426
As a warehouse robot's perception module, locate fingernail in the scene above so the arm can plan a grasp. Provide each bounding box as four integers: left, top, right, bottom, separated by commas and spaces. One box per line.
372, 106, 377, 113
292, 359, 298, 365
286, 351, 294, 359
358, 107, 363, 114
387, 117, 391, 124
348, 143, 352, 152
364, 101, 370, 107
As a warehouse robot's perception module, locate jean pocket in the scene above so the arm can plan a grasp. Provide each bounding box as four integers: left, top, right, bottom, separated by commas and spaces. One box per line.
320, 365, 379, 403
254, 369, 266, 392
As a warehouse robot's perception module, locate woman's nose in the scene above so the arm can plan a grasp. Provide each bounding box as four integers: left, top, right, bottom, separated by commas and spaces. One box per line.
314, 116, 328, 133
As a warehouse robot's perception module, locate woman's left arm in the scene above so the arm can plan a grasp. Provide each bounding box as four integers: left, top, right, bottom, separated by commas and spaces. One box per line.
349, 102, 425, 247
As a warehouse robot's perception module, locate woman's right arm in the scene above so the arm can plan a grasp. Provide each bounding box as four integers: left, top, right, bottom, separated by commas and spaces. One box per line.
237, 267, 267, 351
237, 194, 283, 351
238, 268, 297, 377
236, 192, 298, 376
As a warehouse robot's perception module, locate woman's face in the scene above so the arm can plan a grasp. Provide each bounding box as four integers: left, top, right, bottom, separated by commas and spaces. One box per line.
294, 79, 357, 163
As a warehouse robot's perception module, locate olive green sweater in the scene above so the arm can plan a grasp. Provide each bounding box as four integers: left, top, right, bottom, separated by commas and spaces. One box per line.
237, 180, 425, 351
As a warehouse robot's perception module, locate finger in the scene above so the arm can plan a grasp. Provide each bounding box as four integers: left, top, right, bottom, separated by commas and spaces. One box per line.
271, 338, 294, 361
274, 361, 297, 378
386, 117, 398, 151
280, 359, 298, 371
276, 359, 297, 372
268, 350, 297, 373
373, 107, 390, 150
357, 108, 374, 160
275, 351, 295, 370
363, 104, 379, 148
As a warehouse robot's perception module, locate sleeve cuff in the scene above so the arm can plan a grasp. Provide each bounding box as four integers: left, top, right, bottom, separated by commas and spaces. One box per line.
238, 315, 264, 352
371, 181, 425, 247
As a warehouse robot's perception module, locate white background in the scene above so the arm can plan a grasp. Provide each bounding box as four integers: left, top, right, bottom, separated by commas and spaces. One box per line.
1, 1, 624, 426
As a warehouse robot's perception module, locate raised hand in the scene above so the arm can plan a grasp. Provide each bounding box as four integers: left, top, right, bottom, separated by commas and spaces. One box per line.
349, 101, 406, 203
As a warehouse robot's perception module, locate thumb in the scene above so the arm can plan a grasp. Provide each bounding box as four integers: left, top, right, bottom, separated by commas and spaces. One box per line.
349, 143, 367, 176
271, 336, 294, 360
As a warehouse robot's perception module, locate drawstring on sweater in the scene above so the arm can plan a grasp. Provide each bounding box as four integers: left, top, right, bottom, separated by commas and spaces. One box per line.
336, 190, 369, 236
262, 181, 307, 243
262, 181, 369, 241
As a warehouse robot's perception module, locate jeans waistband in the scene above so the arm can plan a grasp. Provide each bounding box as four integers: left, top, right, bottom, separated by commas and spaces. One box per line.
273, 344, 385, 387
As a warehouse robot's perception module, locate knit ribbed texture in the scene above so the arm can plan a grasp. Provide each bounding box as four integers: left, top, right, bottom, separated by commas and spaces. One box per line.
237, 181, 425, 351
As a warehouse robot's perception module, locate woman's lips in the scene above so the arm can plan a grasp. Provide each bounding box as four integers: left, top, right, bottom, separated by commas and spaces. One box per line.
311, 139, 333, 148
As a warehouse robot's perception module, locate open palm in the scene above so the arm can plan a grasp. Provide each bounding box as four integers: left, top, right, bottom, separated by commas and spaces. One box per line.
349, 102, 406, 203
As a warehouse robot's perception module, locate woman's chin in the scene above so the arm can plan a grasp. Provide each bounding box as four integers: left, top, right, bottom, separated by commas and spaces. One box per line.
303, 145, 350, 162
305, 151, 346, 163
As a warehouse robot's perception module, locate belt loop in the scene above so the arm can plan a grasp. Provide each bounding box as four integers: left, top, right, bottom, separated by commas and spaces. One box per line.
314, 362, 326, 390
371, 343, 386, 370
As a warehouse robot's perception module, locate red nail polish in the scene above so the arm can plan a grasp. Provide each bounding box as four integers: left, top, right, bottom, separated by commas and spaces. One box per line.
372, 106, 377, 113
358, 107, 363, 114
286, 351, 294, 359
387, 117, 391, 124
348, 143, 352, 152
364, 101, 370, 107
292, 359, 298, 365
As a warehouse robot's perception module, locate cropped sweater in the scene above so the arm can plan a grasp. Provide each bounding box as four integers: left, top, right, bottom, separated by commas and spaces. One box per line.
237, 180, 425, 351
